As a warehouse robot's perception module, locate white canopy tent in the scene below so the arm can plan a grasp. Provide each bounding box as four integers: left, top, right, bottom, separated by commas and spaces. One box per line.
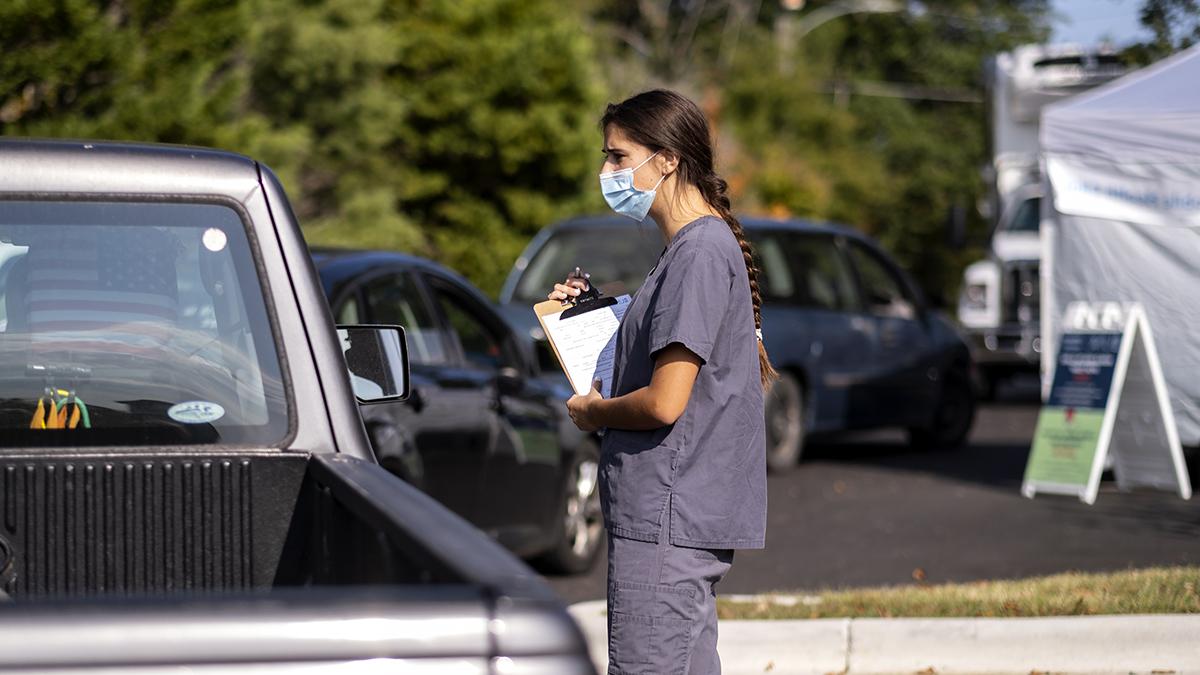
1041, 44, 1200, 446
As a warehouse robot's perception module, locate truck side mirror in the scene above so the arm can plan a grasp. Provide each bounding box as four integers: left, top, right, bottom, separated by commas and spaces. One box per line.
337, 325, 410, 403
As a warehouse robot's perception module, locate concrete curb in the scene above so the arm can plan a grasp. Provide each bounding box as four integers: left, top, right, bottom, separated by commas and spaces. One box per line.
568, 600, 1200, 674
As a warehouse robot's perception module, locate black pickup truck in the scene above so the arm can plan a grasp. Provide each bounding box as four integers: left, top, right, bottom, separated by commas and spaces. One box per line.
0, 139, 593, 674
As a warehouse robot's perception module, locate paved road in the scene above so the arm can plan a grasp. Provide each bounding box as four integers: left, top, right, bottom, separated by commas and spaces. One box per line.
546, 379, 1200, 604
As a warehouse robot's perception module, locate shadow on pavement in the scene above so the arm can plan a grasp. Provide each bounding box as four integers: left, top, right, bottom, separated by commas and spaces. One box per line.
546, 374, 1200, 602
802, 382, 1042, 490
802, 377, 1200, 543
804, 438, 1033, 490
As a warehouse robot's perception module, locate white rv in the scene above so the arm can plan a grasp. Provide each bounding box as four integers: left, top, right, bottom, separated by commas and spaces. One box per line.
958, 44, 1125, 395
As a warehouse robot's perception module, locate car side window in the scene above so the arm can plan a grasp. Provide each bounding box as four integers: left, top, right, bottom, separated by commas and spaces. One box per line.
335, 294, 362, 324
751, 232, 857, 311
786, 234, 859, 311
363, 272, 449, 366
429, 282, 512, 372
750, 234, 796, 302
846, 242, 917, 320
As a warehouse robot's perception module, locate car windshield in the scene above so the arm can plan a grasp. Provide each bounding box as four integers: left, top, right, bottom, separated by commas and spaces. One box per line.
511, 225, 662, 303
1003, 197, 1040, 233
0, 200, 288, 447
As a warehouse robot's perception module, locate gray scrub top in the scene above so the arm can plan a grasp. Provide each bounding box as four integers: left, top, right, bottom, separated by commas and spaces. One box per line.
600, 215, 767, 549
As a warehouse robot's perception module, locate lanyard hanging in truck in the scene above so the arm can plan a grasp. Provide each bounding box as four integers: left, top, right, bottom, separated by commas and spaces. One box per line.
29, 390, 91, 430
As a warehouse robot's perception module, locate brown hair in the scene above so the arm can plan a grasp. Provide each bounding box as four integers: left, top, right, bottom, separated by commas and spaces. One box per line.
601, 89, 778, 391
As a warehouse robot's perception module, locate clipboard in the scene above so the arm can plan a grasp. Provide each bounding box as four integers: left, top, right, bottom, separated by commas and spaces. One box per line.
534, 282, 629, 397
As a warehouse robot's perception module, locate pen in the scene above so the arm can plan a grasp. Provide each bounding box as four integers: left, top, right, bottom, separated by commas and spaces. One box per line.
569, 266, 591, 304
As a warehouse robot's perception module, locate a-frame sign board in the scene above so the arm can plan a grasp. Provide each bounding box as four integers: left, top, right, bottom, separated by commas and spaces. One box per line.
1023, 304, 1191, 504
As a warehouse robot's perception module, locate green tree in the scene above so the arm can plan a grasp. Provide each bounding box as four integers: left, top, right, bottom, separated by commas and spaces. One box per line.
815, 0, 1051, 295
582, 0, 766, 85
0, 0, 309, 182
584, 0, 1050, 298
252, 0, 605, 294
1, 0, 604, 296
1126, 0, 1200, 62
1, 0, 1066, 300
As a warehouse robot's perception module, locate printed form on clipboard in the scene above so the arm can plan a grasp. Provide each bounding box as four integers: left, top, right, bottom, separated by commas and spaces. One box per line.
533, 282, 630, 398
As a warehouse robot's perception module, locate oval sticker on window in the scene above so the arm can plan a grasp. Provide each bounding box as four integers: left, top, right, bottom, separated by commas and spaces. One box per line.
168, 401, 225, 424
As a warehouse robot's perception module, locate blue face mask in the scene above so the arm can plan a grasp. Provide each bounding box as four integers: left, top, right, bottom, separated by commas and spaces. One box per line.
599, 151, 667, 222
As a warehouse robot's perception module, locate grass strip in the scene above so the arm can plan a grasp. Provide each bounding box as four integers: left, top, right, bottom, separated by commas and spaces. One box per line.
717, 566, 1200, 620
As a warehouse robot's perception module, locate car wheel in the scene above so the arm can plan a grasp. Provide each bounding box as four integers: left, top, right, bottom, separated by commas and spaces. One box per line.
538, 440, 603, 574
909, 367, 976, 450
765, 372, 805, 472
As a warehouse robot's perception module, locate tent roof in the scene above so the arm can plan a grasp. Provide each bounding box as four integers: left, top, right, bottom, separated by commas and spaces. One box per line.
1042, 44, 1200, 161
1048, 45, 1200, 116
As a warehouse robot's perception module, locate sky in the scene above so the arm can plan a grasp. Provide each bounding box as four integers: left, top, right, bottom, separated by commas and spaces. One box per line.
1052, 0, 1154, 46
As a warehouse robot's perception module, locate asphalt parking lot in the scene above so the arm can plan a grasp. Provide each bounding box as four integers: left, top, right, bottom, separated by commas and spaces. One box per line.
546, 378, 1200, 604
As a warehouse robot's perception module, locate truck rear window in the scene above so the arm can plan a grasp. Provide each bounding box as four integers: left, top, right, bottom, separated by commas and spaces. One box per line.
0, 200, 288, 447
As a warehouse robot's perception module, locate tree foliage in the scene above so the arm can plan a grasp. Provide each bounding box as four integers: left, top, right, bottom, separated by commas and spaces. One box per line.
1125, 0, 1200, 63
1, 0, 604, 294
250, 0, 605, 292
1140, 0, 1200, 54
13, 0, 1184, 303
0, 0, 294, 150
810, 0, 1050, 294
593, 0, 1050, 297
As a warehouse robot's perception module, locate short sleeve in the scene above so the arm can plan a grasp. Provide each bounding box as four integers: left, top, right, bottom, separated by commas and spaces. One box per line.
648, 249, 733, 364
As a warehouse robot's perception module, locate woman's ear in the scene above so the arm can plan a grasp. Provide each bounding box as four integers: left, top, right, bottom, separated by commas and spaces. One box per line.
657, 150, 680, 178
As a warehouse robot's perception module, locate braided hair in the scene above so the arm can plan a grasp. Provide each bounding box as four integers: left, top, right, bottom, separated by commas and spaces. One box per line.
600, 90, 778, 391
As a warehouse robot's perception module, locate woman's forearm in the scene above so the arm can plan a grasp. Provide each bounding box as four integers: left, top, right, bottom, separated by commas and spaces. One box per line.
585, 345, 702, 431
591, 386, 674, 431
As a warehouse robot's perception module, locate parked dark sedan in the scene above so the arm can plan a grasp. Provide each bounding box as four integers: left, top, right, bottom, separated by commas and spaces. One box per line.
497, 216, 976, 471
313, 249, 602, 573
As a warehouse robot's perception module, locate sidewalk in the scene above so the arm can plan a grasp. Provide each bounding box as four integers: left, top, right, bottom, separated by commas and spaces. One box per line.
569, 599, 1200, 675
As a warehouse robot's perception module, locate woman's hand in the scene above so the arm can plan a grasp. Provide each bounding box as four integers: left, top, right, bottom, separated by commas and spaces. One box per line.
566, 379, 604, 432
547, 268, 590, 302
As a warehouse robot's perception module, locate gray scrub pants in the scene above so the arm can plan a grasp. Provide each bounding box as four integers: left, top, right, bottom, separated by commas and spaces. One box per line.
606, 515, 734, 675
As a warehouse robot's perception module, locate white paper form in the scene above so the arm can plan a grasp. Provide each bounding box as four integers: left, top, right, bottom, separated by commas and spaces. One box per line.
540, 295, 631, 397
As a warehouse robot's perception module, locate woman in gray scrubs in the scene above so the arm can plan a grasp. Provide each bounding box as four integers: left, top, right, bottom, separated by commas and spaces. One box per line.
549, 90, 773, 675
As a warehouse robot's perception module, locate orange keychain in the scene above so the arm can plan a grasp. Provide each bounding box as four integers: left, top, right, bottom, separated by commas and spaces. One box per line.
29, 398, 46, 429
30, 390, 90, 430
45, 399, 61, 429
55, 400, 68, 429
